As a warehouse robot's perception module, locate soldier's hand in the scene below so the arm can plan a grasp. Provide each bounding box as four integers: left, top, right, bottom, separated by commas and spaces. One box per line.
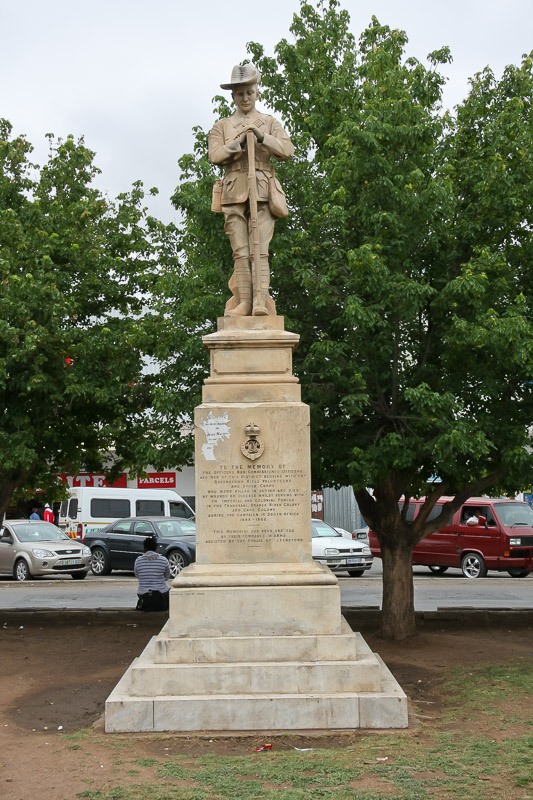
237, 126, 264, 146
250, 126, 264, 143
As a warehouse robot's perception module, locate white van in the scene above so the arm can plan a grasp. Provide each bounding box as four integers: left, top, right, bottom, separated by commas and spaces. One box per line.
60, 487, 194, 539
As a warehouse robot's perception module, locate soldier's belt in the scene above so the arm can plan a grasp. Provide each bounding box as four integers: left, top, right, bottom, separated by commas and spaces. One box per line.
225, 160, 273, 174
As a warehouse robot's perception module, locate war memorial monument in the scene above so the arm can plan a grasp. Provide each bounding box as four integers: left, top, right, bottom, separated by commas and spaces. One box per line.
105, 64, 407, 732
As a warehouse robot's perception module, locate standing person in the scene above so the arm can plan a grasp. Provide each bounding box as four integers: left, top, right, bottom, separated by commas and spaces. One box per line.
29, 507, 40, 520
43, 503, 54, 524
134, 536, 171, 612
208, 62, 294, 317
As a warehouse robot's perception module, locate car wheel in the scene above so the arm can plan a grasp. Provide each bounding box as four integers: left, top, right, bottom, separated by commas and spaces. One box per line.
347, 568, 366, 577
507, 568, 530, 578
167, 549, 187, 578
91, 547, 111, 576
428, 566, 449, 575
71, 571, 88, 580
14, 559, 31, 582
461, 552, 487, 578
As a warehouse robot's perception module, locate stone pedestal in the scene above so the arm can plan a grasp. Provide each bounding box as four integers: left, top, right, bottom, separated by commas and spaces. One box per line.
105, 316, 407, 732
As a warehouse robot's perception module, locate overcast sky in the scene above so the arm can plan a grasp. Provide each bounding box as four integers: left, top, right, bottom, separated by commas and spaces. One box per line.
2, 0, 532, 221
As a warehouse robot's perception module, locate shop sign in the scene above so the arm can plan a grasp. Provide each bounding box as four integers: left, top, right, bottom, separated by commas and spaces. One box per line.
137, 472, 177, 489
58, 473, 128, 488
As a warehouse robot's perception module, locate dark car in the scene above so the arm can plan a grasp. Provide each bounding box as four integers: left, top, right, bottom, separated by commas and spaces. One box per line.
84, 517, 196, 579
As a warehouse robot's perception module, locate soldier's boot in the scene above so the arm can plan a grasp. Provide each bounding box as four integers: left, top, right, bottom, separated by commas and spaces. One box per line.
253, 257, 275, 316
227, 257, 252, 316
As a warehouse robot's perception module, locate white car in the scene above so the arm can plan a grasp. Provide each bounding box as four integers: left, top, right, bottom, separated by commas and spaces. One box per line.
0, 520, 91, 581
312, 519, 373, 576
334, 525, 370, 545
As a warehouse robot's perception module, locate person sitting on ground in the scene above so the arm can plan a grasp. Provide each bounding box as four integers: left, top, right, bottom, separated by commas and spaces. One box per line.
134, 536, 171, 612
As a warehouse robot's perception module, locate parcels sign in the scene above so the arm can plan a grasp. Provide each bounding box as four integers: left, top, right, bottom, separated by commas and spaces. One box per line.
137, 472, 176, 489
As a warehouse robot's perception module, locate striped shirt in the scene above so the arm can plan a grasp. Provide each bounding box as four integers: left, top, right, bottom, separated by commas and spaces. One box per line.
134, 551, 170, 595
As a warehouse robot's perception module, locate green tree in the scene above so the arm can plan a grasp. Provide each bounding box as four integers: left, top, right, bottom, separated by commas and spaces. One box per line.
0, 120, 166, 520
157, 0, 533, 639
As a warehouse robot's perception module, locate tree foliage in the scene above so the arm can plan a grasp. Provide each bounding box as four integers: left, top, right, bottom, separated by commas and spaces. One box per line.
0, 120, 167, 517
155, 0, 533, 638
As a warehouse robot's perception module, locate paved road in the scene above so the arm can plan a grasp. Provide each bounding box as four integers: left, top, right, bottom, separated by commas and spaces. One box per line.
0, 562, 531, 612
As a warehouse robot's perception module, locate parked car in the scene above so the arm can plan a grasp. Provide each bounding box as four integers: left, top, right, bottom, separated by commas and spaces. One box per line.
84, 517, 196, 579
369, 496, 533, 578
312, 519, 373, 576
0, 520, 91, 581
334, 525, 370, 545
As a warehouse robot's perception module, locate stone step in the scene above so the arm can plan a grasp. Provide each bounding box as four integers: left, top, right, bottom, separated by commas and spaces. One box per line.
129, 655, 382, 696
112, 692, 362, 732
106, 679, 407, 733
153, 623, 358, 664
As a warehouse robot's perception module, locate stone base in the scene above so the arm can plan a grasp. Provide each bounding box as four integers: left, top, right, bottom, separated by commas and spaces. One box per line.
104, 314, 408, 733
105, 608, 408, 733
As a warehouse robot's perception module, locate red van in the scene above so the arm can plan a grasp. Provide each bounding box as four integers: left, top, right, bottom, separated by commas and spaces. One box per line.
369, 497, 533, 578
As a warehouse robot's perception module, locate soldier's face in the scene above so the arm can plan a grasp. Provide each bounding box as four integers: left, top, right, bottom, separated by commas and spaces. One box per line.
232, 85, 258, 114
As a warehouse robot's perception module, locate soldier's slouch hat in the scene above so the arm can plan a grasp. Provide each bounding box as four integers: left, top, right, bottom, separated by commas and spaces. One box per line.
221, 63, 261, 89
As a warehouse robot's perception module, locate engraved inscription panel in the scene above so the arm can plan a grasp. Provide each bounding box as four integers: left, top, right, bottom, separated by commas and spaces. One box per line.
195, 404, 311, 564
201, 463, 306, 542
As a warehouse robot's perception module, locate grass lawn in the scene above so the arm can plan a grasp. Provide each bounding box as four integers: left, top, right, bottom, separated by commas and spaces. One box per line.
71, 661, 533, 800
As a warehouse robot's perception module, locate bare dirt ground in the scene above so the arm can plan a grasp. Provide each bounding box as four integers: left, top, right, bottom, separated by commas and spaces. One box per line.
1, 609, 532, 800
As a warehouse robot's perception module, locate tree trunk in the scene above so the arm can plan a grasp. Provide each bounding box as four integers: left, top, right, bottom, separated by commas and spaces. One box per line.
380, 541, 417, 640
0, 468, 33, 524
0, 478, 18, 524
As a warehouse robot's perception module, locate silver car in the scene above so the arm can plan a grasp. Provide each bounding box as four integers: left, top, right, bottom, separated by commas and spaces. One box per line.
0, 520, 91, 581
312, 518, 373, 576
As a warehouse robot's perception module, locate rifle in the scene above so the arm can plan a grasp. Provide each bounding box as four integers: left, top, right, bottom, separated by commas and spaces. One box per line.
246, 130, 266, 314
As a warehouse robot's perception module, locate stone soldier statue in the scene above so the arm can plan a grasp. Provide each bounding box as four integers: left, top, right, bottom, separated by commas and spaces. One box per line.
208, 63, 294, 316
